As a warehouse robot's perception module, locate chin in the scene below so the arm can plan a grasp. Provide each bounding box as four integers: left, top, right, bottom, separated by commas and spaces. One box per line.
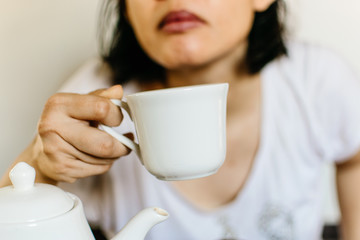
162, 60, 204, 70
157, 51, 212, 70
153, 38, 210, 69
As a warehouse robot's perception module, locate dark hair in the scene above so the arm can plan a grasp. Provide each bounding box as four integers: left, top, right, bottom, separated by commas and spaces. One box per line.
99, 0, 287, 85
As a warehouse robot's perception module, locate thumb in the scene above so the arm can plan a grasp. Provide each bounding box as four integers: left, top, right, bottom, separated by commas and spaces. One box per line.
90, 85, 124, 99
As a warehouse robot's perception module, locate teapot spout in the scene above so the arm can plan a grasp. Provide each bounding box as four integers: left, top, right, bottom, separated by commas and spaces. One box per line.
111, 207, 169, 240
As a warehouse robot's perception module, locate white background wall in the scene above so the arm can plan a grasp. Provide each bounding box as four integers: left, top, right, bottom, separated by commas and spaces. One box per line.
0, 0, 359, 225
287, 0, 360, 73
0, 0, 100, 173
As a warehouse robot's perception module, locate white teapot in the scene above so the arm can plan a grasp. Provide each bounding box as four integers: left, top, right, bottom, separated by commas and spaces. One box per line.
0, 162, 169, 240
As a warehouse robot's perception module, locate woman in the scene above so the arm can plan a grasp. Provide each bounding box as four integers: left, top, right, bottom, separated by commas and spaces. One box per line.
1, 0, 360, 239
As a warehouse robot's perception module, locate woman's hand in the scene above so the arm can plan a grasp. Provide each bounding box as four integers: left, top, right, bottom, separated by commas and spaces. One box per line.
31, 85, 130, 184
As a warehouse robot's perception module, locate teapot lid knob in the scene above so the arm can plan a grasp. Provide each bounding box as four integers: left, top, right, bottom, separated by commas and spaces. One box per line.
9, 162, 35, 191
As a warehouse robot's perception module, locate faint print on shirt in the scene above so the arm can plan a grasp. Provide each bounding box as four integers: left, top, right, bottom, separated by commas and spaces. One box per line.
258, 203, 294, 240
217, 215, 237, 240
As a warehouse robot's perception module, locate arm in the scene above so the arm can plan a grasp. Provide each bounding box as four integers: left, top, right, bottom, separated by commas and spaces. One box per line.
336, 150, 360, 240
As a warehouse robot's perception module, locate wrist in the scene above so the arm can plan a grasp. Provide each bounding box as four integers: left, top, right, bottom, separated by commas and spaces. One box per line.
31, 136, 58, 185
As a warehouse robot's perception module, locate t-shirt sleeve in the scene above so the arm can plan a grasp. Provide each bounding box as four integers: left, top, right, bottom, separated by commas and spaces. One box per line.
311, 47, 360, 163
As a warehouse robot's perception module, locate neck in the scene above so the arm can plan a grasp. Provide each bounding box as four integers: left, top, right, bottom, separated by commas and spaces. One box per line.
165, 43, 248, 88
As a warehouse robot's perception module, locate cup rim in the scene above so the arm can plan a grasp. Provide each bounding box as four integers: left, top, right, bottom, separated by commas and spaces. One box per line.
126, 83, 228, 99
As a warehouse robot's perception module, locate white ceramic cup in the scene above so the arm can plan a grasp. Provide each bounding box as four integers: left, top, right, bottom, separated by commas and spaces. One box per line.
99, 83, 228, 181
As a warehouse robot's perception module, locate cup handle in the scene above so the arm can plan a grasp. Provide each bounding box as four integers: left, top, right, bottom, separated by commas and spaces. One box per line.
98, 99, 143, 164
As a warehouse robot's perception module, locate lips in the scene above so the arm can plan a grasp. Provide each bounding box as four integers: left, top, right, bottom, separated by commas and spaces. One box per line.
159, 10, 205, 33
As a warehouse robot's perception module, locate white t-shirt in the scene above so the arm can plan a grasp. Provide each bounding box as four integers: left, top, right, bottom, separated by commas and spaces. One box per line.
59, 42, 360, 240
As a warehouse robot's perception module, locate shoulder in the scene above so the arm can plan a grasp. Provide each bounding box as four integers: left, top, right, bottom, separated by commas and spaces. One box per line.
58, 57, 140, 95
58, 57, 114, 94
264, 40, 359, 94
283, 40, 347, 67
267, 41, 360, 162
270, 41, 353, 78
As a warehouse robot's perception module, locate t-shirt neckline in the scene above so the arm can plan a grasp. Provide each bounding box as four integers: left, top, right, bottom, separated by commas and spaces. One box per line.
161, 64, 274, 216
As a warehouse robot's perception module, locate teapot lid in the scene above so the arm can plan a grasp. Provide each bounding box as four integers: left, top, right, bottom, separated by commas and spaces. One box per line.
0, 162, 74, 224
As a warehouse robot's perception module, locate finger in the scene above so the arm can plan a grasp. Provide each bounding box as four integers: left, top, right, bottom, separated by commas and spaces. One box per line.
39, 113, 129, 159
63, 137, 120, 165
60, 119, 131, 158
45, 156, 114, 183
71, 142, 124, 165
39, 133, 117, 182
90, 85, 124, 99
44, 93, 123, 127
62, 158, 114, 181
